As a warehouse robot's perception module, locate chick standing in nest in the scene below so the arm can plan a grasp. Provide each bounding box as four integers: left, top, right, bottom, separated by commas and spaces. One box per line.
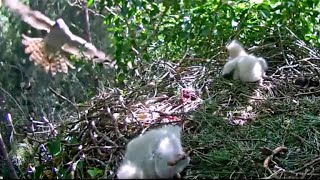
222, 40, 268, 83
117, 125, 190, 179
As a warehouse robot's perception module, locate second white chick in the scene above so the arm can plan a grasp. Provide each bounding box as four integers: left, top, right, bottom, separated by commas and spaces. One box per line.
222, 40, 268, 82
117, 125, 190, 179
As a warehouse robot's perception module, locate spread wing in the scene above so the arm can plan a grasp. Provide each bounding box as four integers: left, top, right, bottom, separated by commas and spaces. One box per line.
62, 36, 106, 60
4, 0, 114, 70
22, 34, 75, 75
52, 19, 109, 61
4, 0, 55, 32
62, 33, 114, 65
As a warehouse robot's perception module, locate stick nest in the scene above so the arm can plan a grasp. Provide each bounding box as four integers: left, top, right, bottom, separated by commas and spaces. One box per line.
10, 30, 320, 179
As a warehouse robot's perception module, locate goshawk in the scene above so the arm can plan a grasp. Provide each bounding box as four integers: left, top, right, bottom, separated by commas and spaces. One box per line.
3, 0, 112, 75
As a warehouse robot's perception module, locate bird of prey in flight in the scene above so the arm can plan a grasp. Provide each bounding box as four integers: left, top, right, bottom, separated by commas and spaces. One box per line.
3, 0, 112, 75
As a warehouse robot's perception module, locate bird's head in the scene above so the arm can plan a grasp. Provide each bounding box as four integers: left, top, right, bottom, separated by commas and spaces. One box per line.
226, 40, 248, 58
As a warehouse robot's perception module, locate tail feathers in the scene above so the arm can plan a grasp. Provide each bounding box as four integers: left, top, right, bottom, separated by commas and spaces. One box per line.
222, 59, 238, 76
22, 34, 75, 75
50, 56, 75, 75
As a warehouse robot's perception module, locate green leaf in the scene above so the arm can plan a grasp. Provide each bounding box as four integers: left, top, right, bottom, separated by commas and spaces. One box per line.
87, 0, 94, 7
66, 135, 79, 144
57, 167, 72, 179
259, 9, 271, 18
35, 165, 44, 179
47, 138, 61, 156
77, 159, 84, 169
87, 168, 103, 178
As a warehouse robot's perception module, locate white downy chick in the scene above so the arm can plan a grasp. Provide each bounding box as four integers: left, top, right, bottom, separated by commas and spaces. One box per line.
222, 40, 268, 82
226, 40, 249, 58
117, 125, 190, 179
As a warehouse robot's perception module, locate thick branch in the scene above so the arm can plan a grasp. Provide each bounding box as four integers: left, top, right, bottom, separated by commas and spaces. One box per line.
82, 0, 92, 42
